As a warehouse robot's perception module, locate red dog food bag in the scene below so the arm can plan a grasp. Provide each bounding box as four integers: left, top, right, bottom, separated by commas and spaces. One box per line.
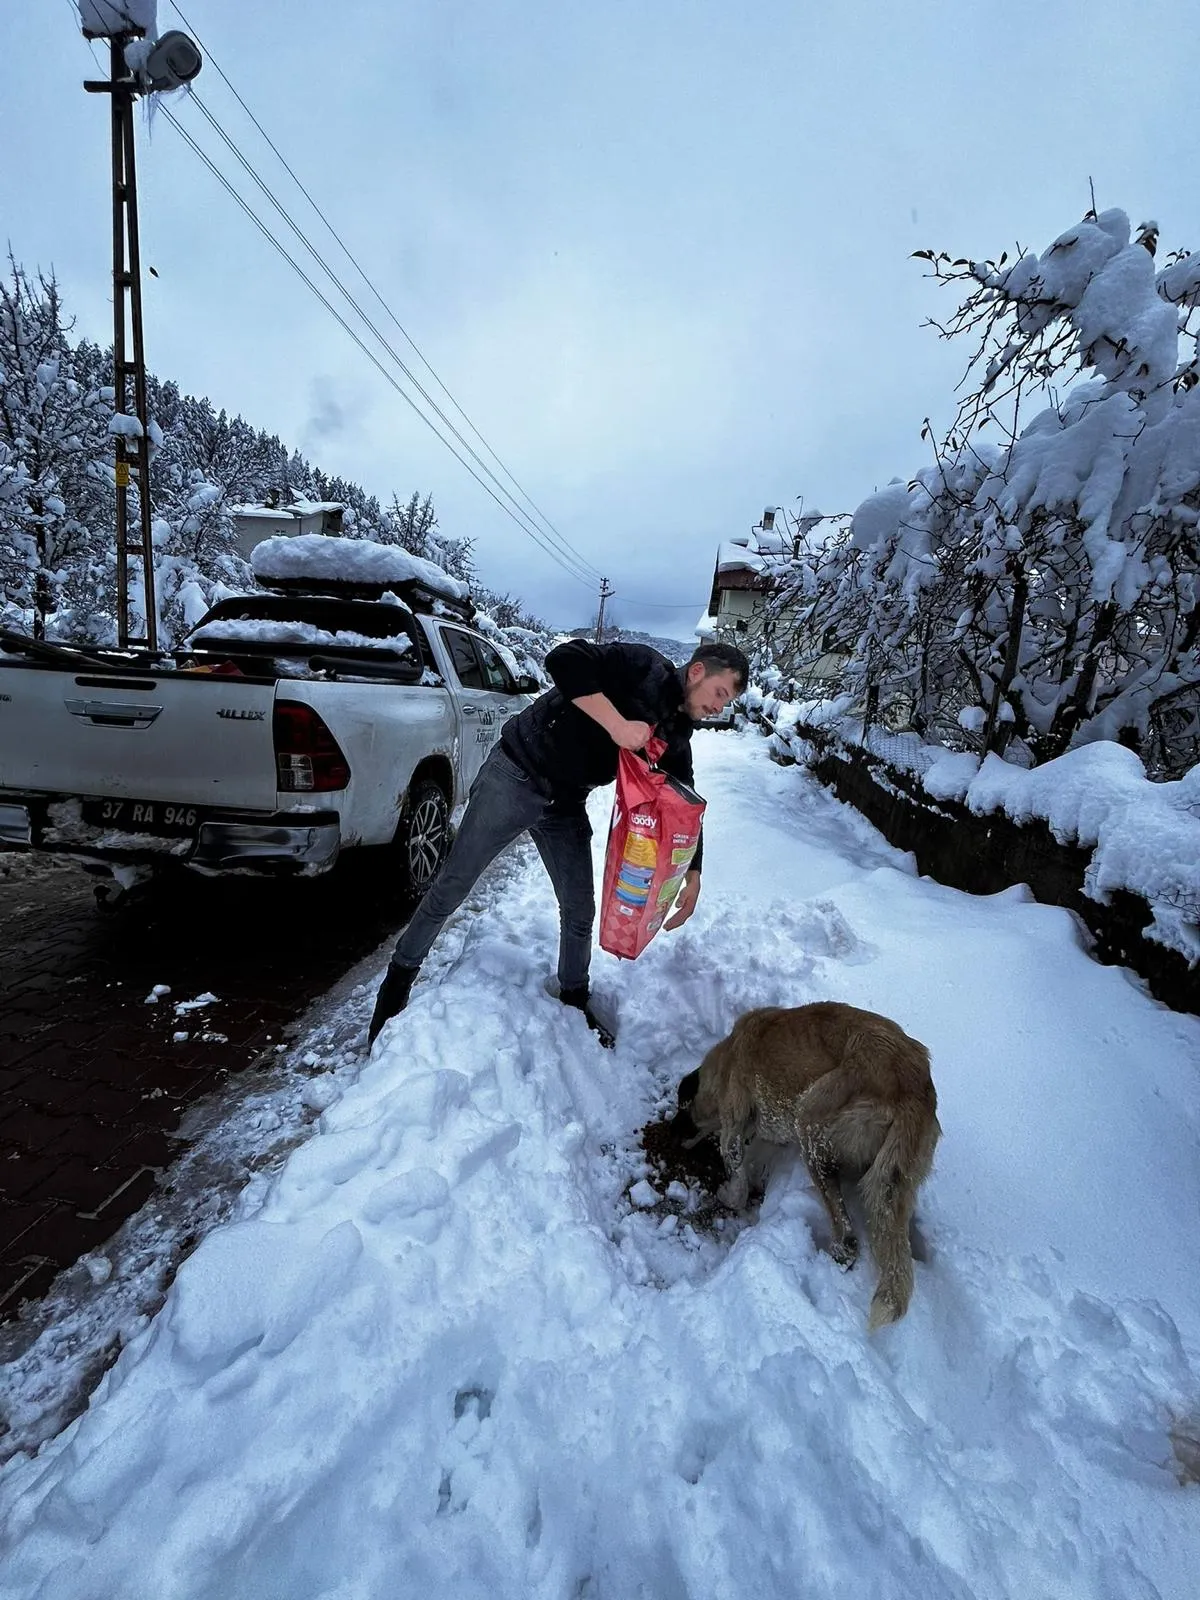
599, 738, 706, 961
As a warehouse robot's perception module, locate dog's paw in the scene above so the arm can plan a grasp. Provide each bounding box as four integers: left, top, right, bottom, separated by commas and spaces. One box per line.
830, 1233, 859, 1270
868, 1290, 904, 1331
716, 1175, 749, 1210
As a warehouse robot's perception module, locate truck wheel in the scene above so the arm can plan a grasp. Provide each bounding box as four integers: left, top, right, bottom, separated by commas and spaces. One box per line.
397, 778, 449, 899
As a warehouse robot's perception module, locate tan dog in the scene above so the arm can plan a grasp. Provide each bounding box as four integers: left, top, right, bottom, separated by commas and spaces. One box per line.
678, 1001, 940, 1330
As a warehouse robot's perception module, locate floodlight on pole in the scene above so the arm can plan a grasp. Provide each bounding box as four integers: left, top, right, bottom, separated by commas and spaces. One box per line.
141, 31, 203, 92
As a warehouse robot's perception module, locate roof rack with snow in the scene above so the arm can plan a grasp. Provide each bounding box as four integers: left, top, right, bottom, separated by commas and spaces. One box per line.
255, 574, 477, 623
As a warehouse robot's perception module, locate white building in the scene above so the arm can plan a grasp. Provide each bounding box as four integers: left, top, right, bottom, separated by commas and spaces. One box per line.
231, 499, 345, 561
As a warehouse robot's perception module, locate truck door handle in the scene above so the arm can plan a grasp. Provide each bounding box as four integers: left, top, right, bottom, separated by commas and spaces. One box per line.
461, 704, 480, 715
64, 698, 163, 729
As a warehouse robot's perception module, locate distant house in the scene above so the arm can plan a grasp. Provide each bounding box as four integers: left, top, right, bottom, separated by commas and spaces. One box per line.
701, 535, 777, 641
698, 514, 800, 650
697, 511, 845, 686
231, 499, 345, 561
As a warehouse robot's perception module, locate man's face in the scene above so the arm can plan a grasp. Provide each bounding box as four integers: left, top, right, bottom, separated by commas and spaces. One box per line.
683, 665, 741, 721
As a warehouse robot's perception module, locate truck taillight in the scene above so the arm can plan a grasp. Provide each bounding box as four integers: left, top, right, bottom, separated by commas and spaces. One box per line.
273, 700, 351, 792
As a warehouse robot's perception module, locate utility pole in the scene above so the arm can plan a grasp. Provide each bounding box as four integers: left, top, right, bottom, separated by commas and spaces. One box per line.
82, 14, 202, 651
594, 578, 614, 644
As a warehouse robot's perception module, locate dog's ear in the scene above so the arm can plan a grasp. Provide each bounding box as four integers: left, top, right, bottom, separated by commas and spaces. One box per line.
677, 1068, 701, 1110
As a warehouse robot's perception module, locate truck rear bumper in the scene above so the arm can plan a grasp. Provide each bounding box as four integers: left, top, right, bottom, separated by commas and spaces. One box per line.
193, 818, 340, 870
0, 796, 341, 875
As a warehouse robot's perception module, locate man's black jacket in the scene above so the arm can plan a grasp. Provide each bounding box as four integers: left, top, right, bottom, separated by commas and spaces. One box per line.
501, 639, 704, 871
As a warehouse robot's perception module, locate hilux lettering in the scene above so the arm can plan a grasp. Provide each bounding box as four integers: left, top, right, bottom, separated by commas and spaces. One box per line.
217, 708, 265, 721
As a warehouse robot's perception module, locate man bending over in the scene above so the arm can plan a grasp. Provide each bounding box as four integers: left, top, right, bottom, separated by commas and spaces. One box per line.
368, 637, 749, 1048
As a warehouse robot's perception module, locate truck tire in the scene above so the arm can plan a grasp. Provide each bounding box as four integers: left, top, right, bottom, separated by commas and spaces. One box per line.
396, 777, 450, 899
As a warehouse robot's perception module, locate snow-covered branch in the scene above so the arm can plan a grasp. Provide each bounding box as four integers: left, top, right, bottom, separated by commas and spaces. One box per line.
757, 207, 1200, 779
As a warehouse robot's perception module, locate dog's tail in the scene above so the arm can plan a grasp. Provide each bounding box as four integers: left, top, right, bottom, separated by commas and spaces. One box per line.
860, 1090, 940, 1331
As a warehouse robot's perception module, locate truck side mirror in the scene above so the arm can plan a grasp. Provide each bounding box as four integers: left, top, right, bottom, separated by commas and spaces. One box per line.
515, 674, 540, 695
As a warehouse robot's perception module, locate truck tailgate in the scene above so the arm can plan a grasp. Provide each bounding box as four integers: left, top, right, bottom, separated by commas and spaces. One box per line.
0, 665, 280, 810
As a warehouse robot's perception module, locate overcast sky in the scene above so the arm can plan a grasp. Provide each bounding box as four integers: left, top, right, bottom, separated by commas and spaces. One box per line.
4, 1, 1196, 637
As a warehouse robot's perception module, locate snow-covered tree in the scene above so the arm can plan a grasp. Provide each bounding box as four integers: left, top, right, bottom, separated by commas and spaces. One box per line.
0, 262, 112, 637
377, 488, 475, 584
765, 207, 1200, 777
0, 264, 550, 657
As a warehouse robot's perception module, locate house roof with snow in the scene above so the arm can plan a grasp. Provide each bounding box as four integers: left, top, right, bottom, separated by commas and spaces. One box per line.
229, 504, 297, 521
230, 501, 346, 523
716, 538, 769, 576
707, 527, 794, 613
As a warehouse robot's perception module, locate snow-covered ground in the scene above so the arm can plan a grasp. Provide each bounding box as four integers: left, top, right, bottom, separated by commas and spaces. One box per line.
2, 730, 1198, 1599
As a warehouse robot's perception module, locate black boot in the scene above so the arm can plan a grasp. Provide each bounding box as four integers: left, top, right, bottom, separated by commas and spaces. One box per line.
559, 984, 616, 1050
368, 963, 419, 1045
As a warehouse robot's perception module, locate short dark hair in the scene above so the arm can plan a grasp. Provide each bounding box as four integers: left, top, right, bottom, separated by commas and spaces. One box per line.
688, 640, 750, 692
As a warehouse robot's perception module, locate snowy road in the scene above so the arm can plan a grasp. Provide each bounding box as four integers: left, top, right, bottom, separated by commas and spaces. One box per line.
1, 729, 1198, 1599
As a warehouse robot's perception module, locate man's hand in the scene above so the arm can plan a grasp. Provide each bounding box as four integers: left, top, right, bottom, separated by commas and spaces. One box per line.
571, 692, 653, 751
612, 717, 654, 750
664, 870, 701, 931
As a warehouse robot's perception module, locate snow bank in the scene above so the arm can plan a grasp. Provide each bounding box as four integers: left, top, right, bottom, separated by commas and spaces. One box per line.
1, 734, 1198, 1599
747, 694, 1200, 962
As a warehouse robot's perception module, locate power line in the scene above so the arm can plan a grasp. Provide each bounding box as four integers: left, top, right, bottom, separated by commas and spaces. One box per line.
159, 106, 602, 590
71, 2, 600, 589
177, 87, 602, 590
69, 5, 704, 611
165, 1, 606, 588
162, 3, 707, 611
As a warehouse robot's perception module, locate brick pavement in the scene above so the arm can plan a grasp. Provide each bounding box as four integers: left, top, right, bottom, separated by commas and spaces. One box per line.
0, 857, 409, 1320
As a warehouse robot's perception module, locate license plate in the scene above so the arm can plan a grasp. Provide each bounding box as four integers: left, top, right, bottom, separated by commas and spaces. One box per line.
80, 798, 203, 836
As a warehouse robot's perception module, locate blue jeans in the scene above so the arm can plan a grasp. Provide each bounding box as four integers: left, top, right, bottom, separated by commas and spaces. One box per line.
391, 746, 596, 991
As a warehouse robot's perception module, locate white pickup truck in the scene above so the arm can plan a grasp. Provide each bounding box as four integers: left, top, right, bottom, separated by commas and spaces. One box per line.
0, 539, 538, 897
